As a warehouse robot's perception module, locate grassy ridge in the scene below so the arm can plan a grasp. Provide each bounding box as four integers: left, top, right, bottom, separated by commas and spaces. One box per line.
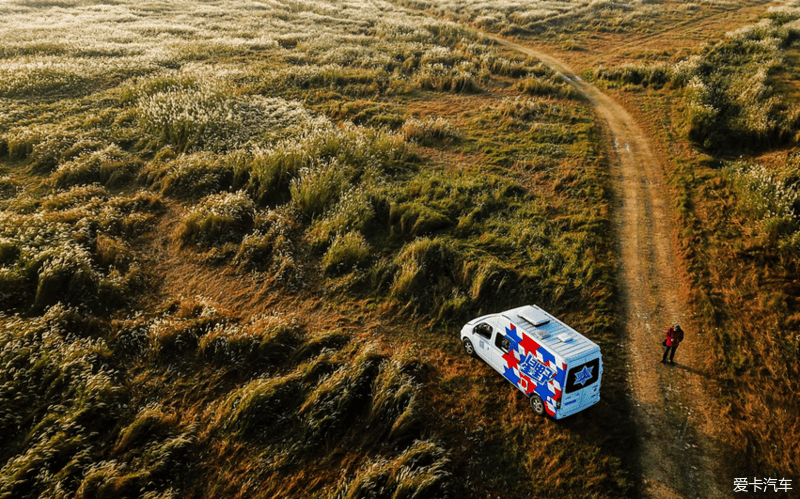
0, 0, 633, 497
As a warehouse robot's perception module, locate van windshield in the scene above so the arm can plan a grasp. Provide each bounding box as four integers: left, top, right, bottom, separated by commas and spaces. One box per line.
565, 358, 600, 394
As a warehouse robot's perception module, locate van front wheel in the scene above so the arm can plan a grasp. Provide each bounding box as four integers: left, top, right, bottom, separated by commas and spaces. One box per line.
529, 394, 545, 416
462, 338, 475, 357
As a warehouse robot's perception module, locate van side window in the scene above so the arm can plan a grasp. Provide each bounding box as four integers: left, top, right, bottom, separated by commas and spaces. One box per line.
473, 323, 492, 339
495, 334, 511, 353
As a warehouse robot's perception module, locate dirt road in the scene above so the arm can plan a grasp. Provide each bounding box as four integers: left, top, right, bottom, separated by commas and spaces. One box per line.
485, 35, 726, 498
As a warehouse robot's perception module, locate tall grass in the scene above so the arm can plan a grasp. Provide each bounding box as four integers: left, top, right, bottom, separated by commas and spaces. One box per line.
0, 0, 631, 497
0, 187, 160, 312
180, 191, 256, 247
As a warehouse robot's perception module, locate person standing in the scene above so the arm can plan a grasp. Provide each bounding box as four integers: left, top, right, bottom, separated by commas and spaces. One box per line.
661, 323, 684, 364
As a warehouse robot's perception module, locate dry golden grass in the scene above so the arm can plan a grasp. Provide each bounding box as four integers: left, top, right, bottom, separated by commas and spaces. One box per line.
0, 1, 641, 498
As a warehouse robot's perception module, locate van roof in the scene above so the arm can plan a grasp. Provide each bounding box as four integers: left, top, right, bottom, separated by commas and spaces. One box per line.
498, 304, 600, 363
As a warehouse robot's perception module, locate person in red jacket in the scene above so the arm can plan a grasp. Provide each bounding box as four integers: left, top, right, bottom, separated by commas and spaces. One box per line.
661, 323, 684, 364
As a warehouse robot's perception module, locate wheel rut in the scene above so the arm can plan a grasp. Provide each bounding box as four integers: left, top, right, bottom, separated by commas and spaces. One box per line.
484, 34, 727, 498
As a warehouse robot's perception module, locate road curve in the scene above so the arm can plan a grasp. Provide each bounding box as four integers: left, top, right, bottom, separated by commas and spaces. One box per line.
485, 34, 726, 498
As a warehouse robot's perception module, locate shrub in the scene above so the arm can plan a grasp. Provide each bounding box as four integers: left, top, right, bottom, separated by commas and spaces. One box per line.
232, 206, 300, 268
114, 407, 176, 455
365, 359, 422, 444
300, 347, 383, 445
28, 131, 80, 172
0, 176, 18, 199
723, 158, 800, 247
180, 191, 256, 247
480, 54, 529, 77
4, 126, 47, 161
0, 57, 97, 98
672, 14, 800, 151
467, 258, 520, 305
499, 96, 566, 121
246, 123, 409, 206
290, 330, 350, 362
199, 315, 301, 368
34, 251, 99, 309
593, 63, 671, 88
306, 187, 378, 250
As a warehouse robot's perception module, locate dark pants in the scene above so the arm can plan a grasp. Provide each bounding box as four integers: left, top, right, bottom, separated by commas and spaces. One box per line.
662, 345, 678, 362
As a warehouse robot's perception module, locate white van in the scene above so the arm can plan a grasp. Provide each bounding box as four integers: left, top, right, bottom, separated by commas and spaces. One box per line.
460, 304, 602, 418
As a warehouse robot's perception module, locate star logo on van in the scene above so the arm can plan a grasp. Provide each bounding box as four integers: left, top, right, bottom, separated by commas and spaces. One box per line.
574, 366, 594, 386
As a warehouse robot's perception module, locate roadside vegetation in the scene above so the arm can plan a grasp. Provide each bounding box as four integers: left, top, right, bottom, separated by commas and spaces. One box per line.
0, 0, 634, 498
589, 0, 800, 480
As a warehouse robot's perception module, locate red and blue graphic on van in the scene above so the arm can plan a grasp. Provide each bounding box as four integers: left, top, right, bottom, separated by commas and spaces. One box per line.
500, 324, 566, 416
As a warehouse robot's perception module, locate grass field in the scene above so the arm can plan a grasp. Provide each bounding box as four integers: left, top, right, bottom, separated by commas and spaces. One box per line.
0, 1, 635, 498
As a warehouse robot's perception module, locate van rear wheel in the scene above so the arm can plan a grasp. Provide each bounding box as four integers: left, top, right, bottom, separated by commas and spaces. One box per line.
529, 394, 545, 416
462, 338, 475, 357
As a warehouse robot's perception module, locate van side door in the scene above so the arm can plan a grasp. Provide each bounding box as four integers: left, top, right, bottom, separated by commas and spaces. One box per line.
471, 322, 494, 364
481, 323, 511, 375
